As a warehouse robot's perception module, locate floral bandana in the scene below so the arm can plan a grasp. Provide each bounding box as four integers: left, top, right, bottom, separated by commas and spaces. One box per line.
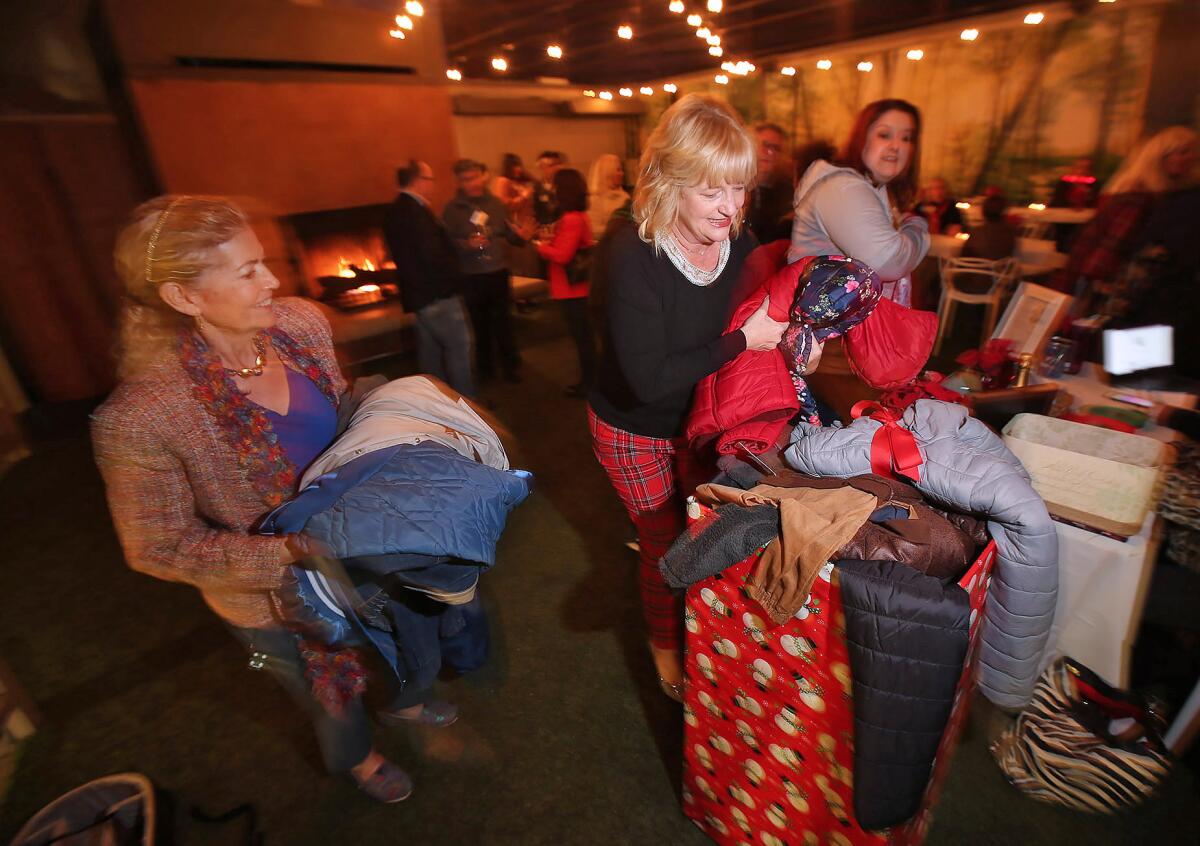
178, 327, 340, 507
780, 256, 882, 424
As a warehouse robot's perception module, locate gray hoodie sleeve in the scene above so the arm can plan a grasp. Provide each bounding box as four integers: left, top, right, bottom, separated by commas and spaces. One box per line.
812, 175, 929, 281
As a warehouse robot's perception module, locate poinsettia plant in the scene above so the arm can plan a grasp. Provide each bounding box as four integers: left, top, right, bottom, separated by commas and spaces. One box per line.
955, 338, 1016, 389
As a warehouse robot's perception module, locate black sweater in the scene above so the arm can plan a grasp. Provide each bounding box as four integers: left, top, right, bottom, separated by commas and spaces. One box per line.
383, 192, 460, 313
589, 226, 755, 438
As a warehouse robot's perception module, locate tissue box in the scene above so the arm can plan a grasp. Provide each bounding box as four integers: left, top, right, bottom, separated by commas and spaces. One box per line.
1002, 413, 1173, 537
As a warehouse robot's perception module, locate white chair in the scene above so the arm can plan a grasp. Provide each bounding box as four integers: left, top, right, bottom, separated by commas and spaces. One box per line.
1018, 219, 1053, 240
934, 256, 1019, 354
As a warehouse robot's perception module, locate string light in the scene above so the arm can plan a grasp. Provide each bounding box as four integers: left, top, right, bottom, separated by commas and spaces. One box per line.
394, 14, 414, 30
405, 1, 424, 16
445, 68, 462, 81
780, 66, 796, 76
960, 28, 979, 41
857, 61, 873, 72
955, 202, 971, 210
1024, 12, 1044, 25
599, 90, 613, 100
547, 44, 563, 59
663, 83, 678, 93
816, 59, 832, 70
617, 25, 633, 39
696, 27, 711, 39
491, 56, 508, 71
906, 49, 924, 60
640, 85, 654, 95
389, 28, 405, 39
686, 14, 702, 26
709, 45, 723, 56
707, 34, 721, 46
707, 0, 723, 12
619, 87, 633, 97
714, 73, 729, 85
1028, 202, 1047, 211
583, 89, 596, 97
669, 0, 685, 12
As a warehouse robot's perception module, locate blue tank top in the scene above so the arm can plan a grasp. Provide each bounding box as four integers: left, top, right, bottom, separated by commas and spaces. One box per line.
260, 367, 337, 476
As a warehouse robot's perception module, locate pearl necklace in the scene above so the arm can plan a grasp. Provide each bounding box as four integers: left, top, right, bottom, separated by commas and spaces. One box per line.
225, 334, 268, 378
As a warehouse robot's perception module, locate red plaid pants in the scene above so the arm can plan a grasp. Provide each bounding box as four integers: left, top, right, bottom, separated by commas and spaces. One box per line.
588, 406, 708, 649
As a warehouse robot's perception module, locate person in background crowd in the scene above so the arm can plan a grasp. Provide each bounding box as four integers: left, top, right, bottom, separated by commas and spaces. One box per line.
1055, 126, 1198, 313
533, 151, 566, 227
384, 160, 474, 397
536, 168, 596, 397
792, 139, 837, 186
443, 159, 535, 385
92, 196, 447, 804
916, 177, 965, 236
493, 153, 535, 222
789, 99, 929, 306
494, 153, 540, 279
961, 194, 1017, 261
1050, 156, 1099, 209
745, 121, 794, 244
587, 153, 630, 237
588, 94, 787, 702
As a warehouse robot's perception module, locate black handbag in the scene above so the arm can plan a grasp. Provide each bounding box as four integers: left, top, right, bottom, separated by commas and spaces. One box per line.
565, 245, 594, 286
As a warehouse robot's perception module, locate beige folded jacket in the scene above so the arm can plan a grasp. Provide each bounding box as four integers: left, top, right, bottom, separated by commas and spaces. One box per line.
694, 482, 877, 624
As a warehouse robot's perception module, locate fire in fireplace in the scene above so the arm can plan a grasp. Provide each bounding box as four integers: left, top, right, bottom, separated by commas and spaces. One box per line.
284, 203, 401, 309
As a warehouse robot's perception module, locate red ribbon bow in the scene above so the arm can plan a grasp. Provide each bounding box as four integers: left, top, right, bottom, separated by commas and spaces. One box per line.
850, 400, 923, 482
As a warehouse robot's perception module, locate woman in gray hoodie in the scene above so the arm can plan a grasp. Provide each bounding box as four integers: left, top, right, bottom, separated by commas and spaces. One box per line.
788, 99, 930, 306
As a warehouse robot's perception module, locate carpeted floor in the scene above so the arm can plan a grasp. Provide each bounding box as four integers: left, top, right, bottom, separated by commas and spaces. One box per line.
1, 303, 1198, 844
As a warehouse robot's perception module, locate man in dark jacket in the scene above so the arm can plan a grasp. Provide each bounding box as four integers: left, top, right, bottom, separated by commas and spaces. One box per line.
746, 123, 794, 244
384, 160, 474, 396
443, 159, 533, 383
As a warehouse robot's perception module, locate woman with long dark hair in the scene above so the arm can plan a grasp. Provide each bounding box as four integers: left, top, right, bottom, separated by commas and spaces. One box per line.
788, 99, 929, 305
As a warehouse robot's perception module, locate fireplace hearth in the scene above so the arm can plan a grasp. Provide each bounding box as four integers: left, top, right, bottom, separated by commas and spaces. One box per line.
284, 203, 402, 309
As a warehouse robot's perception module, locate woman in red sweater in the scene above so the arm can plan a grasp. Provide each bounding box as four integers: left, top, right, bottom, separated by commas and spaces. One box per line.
537, 168, 596, 397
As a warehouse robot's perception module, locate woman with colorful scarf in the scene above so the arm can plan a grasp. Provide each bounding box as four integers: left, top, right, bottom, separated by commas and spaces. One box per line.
91, 196, 447, 804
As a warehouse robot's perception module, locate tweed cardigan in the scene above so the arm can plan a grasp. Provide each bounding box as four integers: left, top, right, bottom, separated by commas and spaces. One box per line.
91, 298, 348, 629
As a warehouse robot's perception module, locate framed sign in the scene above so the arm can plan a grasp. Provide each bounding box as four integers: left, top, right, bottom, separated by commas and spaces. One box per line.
992, 281, 1073, 357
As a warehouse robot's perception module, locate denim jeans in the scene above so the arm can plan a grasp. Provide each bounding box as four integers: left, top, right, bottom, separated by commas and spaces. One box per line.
415, 295, 475, 397
228, 624, 427, 773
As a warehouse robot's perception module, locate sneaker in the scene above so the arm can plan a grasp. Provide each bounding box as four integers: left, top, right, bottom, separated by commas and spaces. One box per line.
353, 758, 413, 803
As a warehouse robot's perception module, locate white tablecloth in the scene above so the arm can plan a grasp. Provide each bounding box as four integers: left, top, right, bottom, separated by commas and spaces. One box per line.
927, 234, 1067, 276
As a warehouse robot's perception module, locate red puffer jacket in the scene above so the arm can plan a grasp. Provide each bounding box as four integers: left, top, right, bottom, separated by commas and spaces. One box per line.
686, 247, 814, 455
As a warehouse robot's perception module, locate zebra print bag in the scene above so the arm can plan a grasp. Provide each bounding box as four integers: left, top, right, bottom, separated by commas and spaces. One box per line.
991, 657, 1170, 813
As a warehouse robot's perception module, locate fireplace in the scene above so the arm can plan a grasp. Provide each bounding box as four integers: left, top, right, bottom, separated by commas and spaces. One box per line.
284, 203, 402, 309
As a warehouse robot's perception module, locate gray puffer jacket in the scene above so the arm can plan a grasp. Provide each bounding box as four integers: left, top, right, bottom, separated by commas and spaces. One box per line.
783, 399, 1057, 708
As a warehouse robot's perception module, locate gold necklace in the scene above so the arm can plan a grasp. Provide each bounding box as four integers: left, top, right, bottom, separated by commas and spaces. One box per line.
225, 334, 268, 378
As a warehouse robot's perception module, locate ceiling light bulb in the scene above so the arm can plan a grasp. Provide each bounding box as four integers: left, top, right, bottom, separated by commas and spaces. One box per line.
709, 45, 723, 57
1024, 12, 1044, 25
696, 27, 710, 39
960, 28, 979, 41
619, 87, 633, 97
547, 44, 563, 59
780, 66, 796, 76
707, 0, 723, 12
640, 86, 654, 95
714, 73, 729, 85
707, 34, 720, 46
663, 83, 678, 93
906, 49, 924, 60
816, 59, 832, 70
583, 89, 596, 97
669, 1, 685, 12
857, 61, 873, 72
395, 14, 414, 30
405, 1, 424, 17
955, 202, 971, 209
491, 56, 508, 71
445, 68, 462, 81
618, 25, 633, 39
687, 13, 702, 26
389, 28, 405, 39
599, 90, 613, 100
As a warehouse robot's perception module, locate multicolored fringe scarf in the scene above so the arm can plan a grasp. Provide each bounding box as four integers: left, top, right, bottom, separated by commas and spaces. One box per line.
180, 327, 365, 716
178, 326, 340, 507
779, 256, 882, 425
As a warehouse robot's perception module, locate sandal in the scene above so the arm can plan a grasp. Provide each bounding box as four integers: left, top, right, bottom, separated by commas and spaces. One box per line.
378, 699, 459, 728
353, 758, 413, 803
